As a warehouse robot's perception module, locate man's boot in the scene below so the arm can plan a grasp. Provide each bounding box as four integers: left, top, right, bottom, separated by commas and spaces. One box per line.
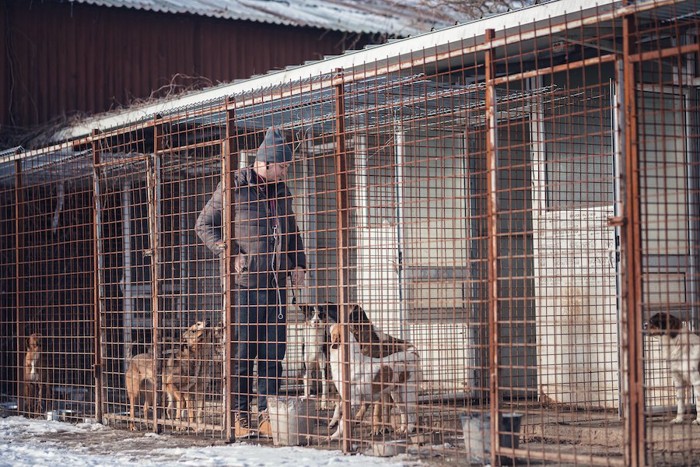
235, 413, 252, 439
258, 410, 272, 439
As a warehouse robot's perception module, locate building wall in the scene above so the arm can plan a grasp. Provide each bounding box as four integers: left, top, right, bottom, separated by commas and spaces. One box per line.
0, 0, 378, 144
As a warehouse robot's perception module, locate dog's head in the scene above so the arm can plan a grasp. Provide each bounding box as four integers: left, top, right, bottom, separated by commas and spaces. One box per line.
27, 333, 41, 351
298, 304, 328, 326
644, 312, 683, 338
182, 320, 209, 350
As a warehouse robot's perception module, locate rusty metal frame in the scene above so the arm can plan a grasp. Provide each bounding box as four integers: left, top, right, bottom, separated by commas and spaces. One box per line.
223, 97, 237, 442
14, 159, 23, 414
333, 67, 353, 454
91, 130, 104, 423
621, 8, 644, 467
148, 121, 163, 433
483, 27, 501, 467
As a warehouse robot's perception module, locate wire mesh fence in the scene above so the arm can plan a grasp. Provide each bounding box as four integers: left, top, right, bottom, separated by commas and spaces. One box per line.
1, 1, 700, 465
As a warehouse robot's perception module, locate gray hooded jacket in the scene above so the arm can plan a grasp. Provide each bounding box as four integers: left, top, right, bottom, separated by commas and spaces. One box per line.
195, 167, 306, 289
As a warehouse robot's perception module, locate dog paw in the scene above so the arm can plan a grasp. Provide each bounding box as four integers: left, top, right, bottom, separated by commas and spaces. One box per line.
670, 417, 684, 424
692, 419, 700, 426
330, 429, 341, 440
395, 424, 416, 435
371, 427, 392, 436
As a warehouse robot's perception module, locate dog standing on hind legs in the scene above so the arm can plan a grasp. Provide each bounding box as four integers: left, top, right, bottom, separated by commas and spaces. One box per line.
644, 312, 700, 425
24, 333, 50, 416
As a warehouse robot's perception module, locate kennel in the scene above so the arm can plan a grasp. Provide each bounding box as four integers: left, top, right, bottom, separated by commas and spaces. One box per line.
2, 0, 700, 465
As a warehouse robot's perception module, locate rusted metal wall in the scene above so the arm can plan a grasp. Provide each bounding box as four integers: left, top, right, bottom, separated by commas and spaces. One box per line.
0, 0, 378, 143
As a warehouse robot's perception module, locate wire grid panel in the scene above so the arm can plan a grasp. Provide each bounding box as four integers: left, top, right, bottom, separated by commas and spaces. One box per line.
0, 160, 18, 413
4, 147, 96, 421
633, 8, 700, 465
95, 114, 228, 435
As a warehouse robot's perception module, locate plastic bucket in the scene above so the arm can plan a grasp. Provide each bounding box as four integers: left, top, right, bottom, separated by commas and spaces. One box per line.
461, 412, 523, 463
267, 396, 316, 446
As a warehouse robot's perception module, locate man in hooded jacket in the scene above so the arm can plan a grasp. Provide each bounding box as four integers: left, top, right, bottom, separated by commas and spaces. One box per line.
196, 127, 306, 438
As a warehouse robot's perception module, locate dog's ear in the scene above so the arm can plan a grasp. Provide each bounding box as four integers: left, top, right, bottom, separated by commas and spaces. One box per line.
349, 305, 366, 323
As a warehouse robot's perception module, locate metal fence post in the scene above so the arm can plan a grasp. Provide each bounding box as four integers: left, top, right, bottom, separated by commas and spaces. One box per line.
91, 129, 104, 422
621, 9, 645, 467
484, 28, 502, 467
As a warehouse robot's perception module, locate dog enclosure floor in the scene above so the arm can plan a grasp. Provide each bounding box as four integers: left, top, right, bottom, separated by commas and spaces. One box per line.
6, 397, 698, 466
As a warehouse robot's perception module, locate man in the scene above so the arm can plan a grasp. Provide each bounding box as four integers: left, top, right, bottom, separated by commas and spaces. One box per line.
195, 127, 306, 438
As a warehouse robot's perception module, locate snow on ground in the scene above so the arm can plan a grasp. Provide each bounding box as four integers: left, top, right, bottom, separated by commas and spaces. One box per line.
0, 416, 419, 467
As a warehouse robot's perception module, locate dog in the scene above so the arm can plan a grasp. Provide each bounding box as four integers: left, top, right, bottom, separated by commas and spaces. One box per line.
163, 320, 217, 430
125, 320, 214, 431
644, 312, 700, 424
24, 333, 50, 415
327, 323, 420, 439
298, 304, 334, 410
348, 304, 413, 359
125, 351, 157, 430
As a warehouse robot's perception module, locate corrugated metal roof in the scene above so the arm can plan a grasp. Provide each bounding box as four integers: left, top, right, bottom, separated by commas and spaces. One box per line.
67, 0, 508, 36
37, 0, 614, 144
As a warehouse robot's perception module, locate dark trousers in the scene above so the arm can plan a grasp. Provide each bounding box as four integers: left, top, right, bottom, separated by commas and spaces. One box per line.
233, 286, 287, 415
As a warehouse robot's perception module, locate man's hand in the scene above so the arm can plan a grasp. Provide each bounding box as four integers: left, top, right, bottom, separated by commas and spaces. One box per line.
290, 267, 305, 287
213, 241, 226, 255
234, 255, 245, 274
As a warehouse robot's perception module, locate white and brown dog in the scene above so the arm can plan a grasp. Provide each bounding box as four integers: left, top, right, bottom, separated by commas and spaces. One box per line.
328, 323, 420, 439
298, 304, 334, 410
644, 312, 700, 425
24, 333, 50, 415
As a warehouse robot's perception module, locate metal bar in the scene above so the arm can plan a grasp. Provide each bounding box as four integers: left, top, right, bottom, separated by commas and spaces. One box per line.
622, 10, 645, 467
506, 447, 627, 466
492, 54, 617, 86
222, 98, 237, 442
484, 28, 501, 467
121, 182, 133, 370
91, 129, 104, 422
628, 43, 700, 63
14, 159, 23, 415
94, 153, 154, 169
148, 122, 162, 433
333, 67, 352, 454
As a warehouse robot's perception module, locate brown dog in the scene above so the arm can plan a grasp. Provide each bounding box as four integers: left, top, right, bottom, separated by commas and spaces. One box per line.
23, 333, 50, 415
125, 321, 214, 431
163, 320, 217, 430
125, 351, 157, 430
